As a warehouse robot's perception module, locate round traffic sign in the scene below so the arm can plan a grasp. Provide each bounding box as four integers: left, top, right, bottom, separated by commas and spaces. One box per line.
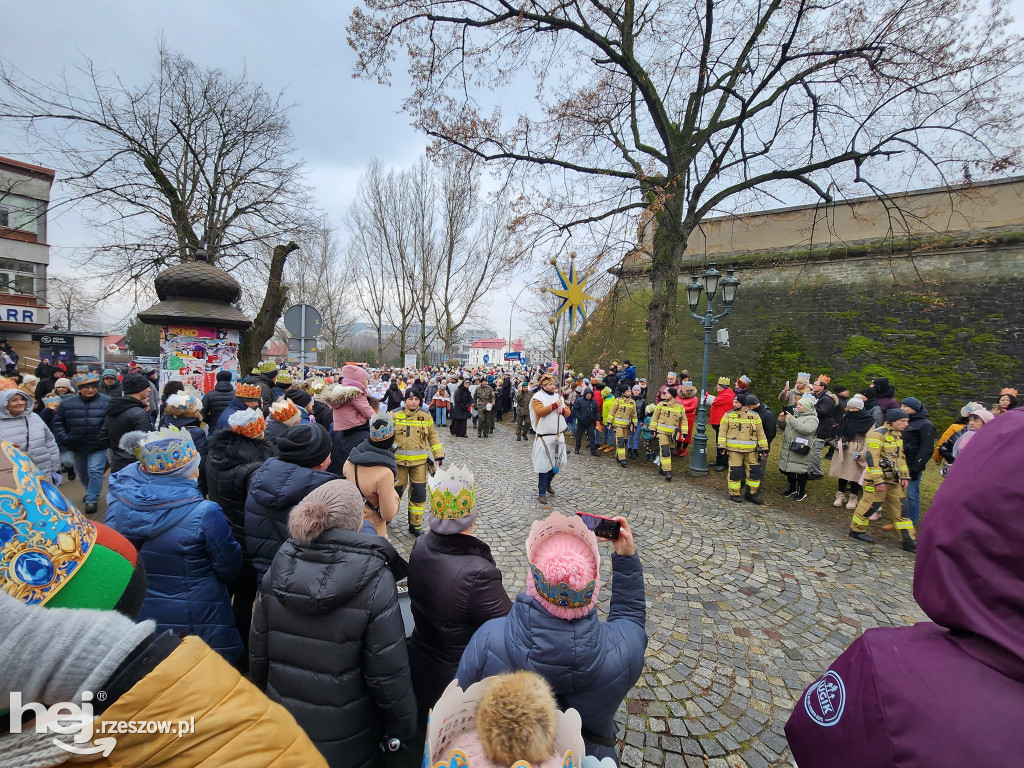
283, 304, 323, 338
483, 354, 490, 363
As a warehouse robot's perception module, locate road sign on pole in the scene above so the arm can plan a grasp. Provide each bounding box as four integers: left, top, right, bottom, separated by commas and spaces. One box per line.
283, 305, 322, 377
483, 354, 490, 363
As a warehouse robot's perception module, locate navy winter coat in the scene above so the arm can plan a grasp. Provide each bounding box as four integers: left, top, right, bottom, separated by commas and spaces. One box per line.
202, 381, 236, 431
105, 463, 242, 660
244, 458, 337, 584
215, 398, 252, 432
52, 393, 111, 451
455, 553, 647, 760
572, 394, 599, 426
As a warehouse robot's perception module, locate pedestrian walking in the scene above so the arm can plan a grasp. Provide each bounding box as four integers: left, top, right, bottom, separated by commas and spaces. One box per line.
651, 387, 687, 481
51, 369, 111, 514
393, 390, 445, 535
530, 374, 569, 504
99, 372, 155, 474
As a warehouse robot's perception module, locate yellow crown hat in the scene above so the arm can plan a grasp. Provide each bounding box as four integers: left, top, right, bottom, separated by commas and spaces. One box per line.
426, 463, 477, 534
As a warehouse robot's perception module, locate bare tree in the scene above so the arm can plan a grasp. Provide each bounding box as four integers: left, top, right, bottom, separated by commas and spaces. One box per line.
349, 0, 1024, 385
46, 275, 96, 331
407, 157, 440, 366
0, 42, 316, 370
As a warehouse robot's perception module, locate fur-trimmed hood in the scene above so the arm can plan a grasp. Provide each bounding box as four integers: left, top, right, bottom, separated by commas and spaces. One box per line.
320, 385, 364, 408
207, 427, 277, 470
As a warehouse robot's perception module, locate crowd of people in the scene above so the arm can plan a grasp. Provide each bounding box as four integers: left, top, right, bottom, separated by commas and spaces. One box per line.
1, 351, 1019, 767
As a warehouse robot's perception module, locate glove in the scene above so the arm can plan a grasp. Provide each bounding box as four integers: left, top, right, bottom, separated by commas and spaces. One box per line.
758, 450, 768, 461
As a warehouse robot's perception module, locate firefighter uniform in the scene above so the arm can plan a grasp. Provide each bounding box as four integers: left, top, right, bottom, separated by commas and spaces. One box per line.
850, 425, 916, 549
474, 383, 496, 437
609, 396, 638, 466
651, 400, 687, 479
514, 386, 533, 440
393, 407, 445, 533
720, 407, 768, 501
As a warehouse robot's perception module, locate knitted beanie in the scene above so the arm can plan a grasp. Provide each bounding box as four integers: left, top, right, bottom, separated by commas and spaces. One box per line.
797, 394, 816, 411
121, 372, 150, 396
900, 397, 923, 413
216, 369, 233, 382
971, 408, 995, 424
0, 444, 146, 617
341, 364, 369, 392
277, 423, 333, 468
53, 377, 73, 391
884, 408, 908, 423
525, 512, 600, 620
846, 396, 866, 410
288, 480, 364, 542
286, 389, 313, 410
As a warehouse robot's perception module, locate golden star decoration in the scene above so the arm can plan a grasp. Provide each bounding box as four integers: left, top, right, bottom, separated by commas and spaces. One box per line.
549, 261, 596, 329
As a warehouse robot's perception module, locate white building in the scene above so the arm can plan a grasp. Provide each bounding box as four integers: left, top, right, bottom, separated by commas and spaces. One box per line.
467, 337, 526, 367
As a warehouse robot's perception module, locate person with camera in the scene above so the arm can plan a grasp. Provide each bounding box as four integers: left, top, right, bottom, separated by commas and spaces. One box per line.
778, 395, 820, 501
455, 512, 646, 762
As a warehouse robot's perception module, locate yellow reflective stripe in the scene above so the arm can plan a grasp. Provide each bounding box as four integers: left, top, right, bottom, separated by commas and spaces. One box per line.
852, 514, 869, 525
725, 440, 757, 449
430, 443, 443, 453
894, 519, 914, 530
396, 452, 428, 461
656, 424, 676, 433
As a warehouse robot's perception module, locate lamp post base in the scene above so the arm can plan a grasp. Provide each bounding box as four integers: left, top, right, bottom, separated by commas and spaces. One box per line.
688, 432, 711, 475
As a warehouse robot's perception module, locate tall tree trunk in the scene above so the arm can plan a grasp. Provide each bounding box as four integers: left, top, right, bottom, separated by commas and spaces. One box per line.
646, 198, 687, 389
376, 327, 384, 367
239, 242, 298, 373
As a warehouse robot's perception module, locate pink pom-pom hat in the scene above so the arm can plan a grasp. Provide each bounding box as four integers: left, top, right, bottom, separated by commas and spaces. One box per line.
525, 512, 601, 620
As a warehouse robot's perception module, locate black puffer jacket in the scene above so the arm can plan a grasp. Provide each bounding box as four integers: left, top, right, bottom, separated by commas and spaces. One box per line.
202, 381, 236, 430
244, 458, 336, 583
328, 424, 369, 476
99, 397, 154, 472
251, 529, 417, 768
312, 399, 333, 430
52, 393, 111, 451
572, 392, 600, 426
752, 403, 778, 445
813, 389, 839, 439
206, 429, 276, 549
902, 407, 936, 480
407, 532, 512, 724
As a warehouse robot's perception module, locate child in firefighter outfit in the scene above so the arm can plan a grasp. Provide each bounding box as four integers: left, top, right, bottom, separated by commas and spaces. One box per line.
393, 389, 445, 535
720, 393, 769, 504
848, 408, 917, 552
651, 387, 687, 481
608, 387, 638, 467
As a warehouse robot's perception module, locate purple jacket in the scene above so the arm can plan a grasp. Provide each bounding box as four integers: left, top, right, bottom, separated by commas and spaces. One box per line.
786, 407, 1024, 767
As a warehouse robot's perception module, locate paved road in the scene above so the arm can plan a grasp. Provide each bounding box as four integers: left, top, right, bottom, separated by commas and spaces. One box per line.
388, 418, 924, 767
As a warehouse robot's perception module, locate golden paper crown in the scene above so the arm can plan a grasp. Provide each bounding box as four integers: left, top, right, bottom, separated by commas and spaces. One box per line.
235, 382, 262, 399
427, 463, 476, 519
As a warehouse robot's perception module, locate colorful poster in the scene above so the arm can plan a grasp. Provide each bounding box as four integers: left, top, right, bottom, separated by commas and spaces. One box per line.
159, 326, 239, 393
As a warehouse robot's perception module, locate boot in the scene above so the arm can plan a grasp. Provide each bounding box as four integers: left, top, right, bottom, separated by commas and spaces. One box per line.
901, 531, 918, 553
619, 460, 627, 468
744, 490, 764, 506
66, 465, 76, 482
833, 492, 847, 507
537, 494, 549, 505
848, 530, 875, 543
664, 471, 672, 482
517, 435, 521, 442
574, 448, 580, 455
845, 494, 859, 510
408, 525, 424, 537
546, 485, 555, 496
730, 495, 744, 504
591, 450, 598, 457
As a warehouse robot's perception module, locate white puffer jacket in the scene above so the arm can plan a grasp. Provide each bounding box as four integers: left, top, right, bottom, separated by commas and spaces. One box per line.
0, 389, 61, 477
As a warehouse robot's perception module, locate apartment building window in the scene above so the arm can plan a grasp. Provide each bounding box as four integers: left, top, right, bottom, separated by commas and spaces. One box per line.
0, 258, 40, 296
0, 194, 41, 236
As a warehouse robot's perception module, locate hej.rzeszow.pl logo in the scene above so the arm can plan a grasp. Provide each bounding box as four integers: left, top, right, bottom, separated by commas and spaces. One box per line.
8, 691, 116, 756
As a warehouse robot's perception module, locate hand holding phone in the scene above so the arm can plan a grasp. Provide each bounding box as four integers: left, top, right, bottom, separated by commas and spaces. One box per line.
576, 512, 620, 540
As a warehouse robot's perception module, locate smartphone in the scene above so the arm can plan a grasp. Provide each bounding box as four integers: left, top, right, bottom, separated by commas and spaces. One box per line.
785, 380, 790, 390
576, 512, 621, 540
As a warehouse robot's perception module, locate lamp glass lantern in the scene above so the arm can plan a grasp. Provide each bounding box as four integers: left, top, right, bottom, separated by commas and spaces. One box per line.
701, 262, 722, 299
685, 276, 703, 312
720, 268, 740, 307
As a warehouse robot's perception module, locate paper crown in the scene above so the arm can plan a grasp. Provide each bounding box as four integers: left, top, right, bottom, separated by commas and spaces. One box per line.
716, 376, 731, 387
269, 397, 299, 423
428, 463, 476, 520
0, 441, 97, 604
129, 426, 199, 475
0, 378, 16, 391
816, 374, 831, 384
1001, 387, 1019, 398
164, 390, 201, 417
276, 369, 293, 384
369, 415, 395, 442
42, 393, 61, 408
235, 382, 262, 399
960, 401, 985, 418
72, 370, 100, 387
308, 377, 327, 393
737, 375, 751, 385
526, 513, 599, 612
251, 360, 278, 375
425, 679, 585, 768
796, 372, 812, 382
229, 408, 265, 438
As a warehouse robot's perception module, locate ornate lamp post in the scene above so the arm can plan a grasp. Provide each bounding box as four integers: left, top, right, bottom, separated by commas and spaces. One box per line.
686, 262, 741, 475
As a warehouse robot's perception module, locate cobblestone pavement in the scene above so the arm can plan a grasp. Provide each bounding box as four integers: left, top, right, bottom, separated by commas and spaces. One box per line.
389, 418, 925, 768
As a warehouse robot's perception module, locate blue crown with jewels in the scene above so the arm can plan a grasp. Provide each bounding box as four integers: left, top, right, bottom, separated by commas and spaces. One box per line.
370, 415, 395, 441
133, 426, 199, 475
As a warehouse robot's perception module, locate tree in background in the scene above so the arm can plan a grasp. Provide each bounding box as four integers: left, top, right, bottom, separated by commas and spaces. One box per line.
125, 320, 160, 357
349, 0, 1024, 386
0, 42, 316, 371
46, 275, 97, 331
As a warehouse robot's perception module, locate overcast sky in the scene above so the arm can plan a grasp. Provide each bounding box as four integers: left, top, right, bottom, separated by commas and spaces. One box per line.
3, 0, 1023, 341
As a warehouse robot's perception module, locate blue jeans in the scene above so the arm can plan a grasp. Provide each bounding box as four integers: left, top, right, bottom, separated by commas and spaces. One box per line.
905, 474, 922, 526
538, 469, 555, 496
627, 426, 642, 451
72, 449, 107, 505
434, 409, 446, 426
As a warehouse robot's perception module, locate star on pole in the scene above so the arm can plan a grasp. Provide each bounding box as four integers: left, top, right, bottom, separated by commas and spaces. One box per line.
549, 258, 596, 329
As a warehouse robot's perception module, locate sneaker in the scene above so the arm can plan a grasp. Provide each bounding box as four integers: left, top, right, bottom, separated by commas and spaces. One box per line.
794, 492, 808, 501
845, 495, 859, 510
832, 492, 847, 507
782, 487, 797, 497
84, 502, 98, 515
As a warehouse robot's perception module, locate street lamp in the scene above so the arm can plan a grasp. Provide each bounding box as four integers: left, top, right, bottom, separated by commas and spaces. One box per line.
687, 263, 741, 476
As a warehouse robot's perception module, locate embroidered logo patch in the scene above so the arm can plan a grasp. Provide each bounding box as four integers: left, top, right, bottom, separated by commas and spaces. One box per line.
803, 670, 845, 726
